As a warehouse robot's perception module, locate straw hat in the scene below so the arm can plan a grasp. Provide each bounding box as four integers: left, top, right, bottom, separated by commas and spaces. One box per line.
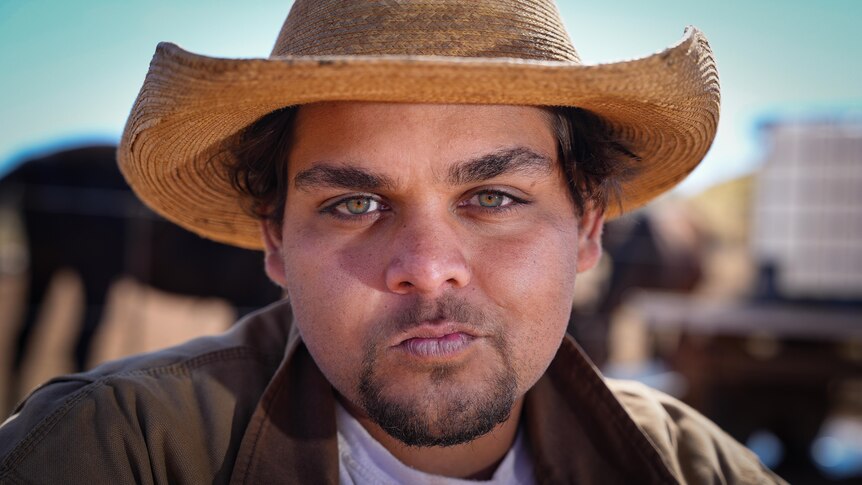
118, 0, 720, 250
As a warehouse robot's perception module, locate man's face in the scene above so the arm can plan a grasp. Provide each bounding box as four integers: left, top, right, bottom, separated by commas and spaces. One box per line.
262, 102, 602, 446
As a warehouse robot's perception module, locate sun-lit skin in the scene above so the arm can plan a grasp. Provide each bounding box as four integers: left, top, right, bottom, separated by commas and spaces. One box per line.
261, 102, 603, 479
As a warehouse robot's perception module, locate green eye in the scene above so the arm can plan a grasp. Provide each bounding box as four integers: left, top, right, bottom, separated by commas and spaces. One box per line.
477, 193, 505, 207
330, 196, 385, 217
345, 198, 372, 214
321, 195, 387, 220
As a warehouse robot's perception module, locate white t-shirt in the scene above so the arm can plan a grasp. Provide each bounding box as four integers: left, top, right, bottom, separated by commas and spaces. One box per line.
336, 402, 535, 485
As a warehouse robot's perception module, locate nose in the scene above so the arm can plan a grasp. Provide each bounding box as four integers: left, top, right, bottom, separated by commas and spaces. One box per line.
384, 217, 471, 295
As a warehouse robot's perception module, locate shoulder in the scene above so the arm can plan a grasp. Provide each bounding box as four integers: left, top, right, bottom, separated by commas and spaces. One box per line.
0, 301, 292, 484
607, 379, 786, 484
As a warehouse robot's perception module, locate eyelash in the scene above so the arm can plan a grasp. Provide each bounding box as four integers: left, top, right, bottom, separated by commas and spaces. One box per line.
320, 189, 529, 221
321, 195, 389, 221
461, 190, 528, 214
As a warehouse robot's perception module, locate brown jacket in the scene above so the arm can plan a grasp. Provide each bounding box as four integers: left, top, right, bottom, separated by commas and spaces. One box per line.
0, 301, 783, 484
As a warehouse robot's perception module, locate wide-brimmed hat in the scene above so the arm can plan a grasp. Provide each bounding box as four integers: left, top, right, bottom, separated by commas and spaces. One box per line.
118, 0, 719, 250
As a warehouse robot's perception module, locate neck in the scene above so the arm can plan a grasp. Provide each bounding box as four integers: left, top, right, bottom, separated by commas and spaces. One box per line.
339, 396, 524, 480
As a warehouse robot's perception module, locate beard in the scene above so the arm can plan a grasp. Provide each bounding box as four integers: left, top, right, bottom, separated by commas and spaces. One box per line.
356, 294, 518, 447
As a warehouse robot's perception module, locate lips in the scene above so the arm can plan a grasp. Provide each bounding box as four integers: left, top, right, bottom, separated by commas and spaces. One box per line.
400, 332, 475, 357
392, 320, 480, 359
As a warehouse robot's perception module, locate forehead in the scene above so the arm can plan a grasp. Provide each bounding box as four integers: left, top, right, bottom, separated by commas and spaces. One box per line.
286, 102, 558, 180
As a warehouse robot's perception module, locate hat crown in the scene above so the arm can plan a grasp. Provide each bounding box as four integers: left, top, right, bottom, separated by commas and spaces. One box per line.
271, 0, 580, 63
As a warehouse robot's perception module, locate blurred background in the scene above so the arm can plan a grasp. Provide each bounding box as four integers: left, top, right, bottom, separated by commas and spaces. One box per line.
1, 1, 860, 483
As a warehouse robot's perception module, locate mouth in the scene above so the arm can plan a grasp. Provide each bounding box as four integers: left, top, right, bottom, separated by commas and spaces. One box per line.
400, 332, 476, 358
392, 322, 479, 358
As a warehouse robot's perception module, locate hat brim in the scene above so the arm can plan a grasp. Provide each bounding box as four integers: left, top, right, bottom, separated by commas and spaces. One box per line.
118, 26, 719, 250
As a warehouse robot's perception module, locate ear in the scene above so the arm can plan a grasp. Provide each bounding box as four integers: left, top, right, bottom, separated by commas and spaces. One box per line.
261, 220, 288, 288
576, 206, 604, 273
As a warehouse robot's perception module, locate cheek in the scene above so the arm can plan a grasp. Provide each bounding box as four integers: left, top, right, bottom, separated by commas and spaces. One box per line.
278, 230, 374, 389
473, 216, 579, 316
471, 220, 579, 389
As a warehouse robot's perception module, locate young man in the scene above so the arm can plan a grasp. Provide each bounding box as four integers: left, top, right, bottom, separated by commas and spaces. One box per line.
0, 1, 784, 483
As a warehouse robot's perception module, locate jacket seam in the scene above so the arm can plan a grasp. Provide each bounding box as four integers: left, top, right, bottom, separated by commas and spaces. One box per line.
1, 468, 26, 485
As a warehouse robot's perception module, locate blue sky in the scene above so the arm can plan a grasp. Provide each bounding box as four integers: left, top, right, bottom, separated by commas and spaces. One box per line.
1, 1, 860, 193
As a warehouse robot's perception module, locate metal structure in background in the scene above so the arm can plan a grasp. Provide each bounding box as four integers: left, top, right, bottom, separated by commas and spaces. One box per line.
630, 116, 862, 483
753, 119, 862, 302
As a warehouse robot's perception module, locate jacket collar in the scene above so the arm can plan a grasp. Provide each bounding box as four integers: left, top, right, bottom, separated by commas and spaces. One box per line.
230, 308, 678, 484
524, 337, 678, 484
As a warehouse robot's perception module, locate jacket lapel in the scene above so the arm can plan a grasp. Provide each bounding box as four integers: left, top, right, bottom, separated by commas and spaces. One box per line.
230, 325, 340, 484
525, 336, 679, 484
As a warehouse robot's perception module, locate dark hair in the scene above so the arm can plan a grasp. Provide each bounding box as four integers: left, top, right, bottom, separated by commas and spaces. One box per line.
226, 105, 639, 227
227, 106, 299, 227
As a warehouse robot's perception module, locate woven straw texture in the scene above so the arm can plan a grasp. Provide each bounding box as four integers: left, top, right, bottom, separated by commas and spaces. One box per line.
119, 0, 720, 249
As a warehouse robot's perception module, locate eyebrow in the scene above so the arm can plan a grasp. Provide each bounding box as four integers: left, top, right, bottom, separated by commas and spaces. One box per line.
294, 164, 397, 192
292, 146, 554, 192
447, 147, 554, 186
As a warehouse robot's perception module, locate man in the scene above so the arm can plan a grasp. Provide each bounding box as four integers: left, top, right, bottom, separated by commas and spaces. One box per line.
0, 1, 783, 483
